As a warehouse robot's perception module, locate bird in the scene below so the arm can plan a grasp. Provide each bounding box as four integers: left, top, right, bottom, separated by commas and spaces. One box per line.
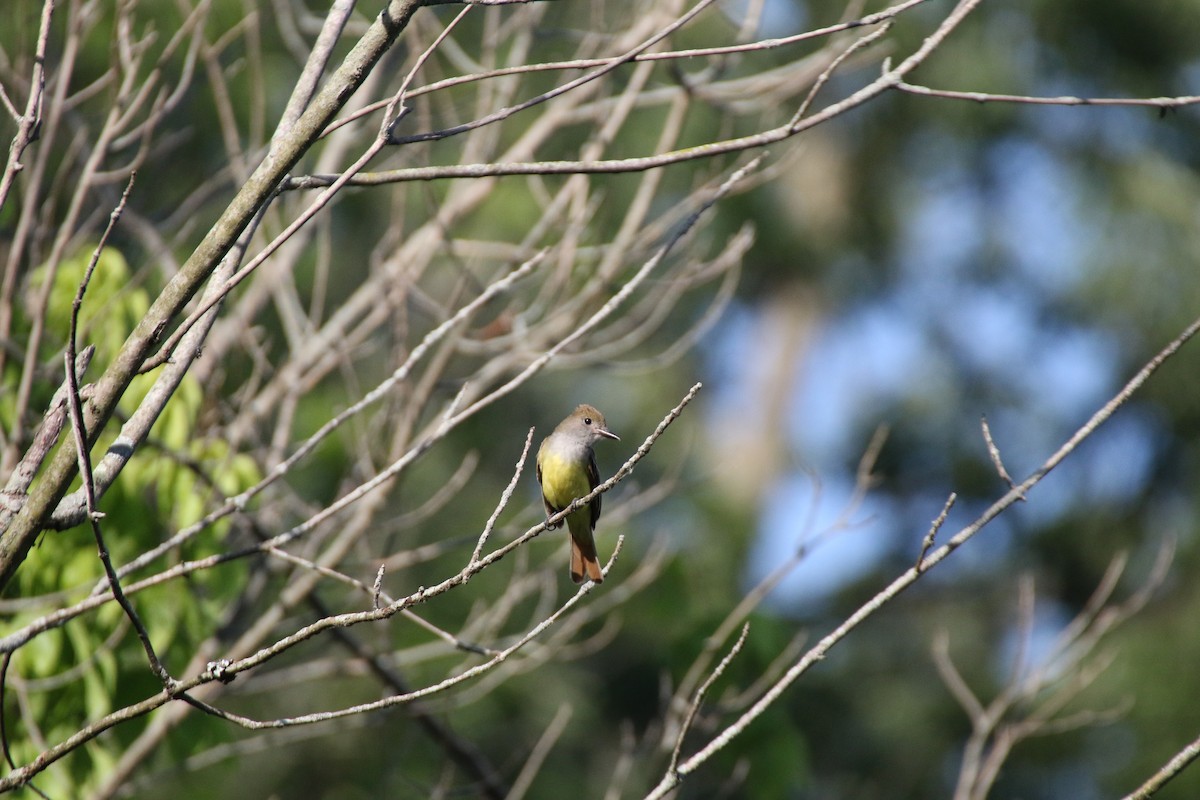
536, 404, 620, 583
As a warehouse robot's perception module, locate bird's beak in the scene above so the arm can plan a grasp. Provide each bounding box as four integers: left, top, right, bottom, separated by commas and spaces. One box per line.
598, 428, 620, 441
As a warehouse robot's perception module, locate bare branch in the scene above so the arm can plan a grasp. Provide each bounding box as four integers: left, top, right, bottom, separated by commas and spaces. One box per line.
1125, 732, 1200, 800
668, 623, 750, 777
896, 79, 1200, 110
980, 415, 1018, 491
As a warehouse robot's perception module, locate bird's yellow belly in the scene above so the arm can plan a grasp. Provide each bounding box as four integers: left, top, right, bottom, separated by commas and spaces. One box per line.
539, 451, 592, 509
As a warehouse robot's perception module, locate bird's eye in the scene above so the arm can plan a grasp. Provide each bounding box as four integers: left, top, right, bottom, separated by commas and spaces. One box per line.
584, 417, 593, 425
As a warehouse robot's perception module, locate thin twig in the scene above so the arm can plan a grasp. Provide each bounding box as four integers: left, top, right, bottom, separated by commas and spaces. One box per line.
980, 415, 1017, 491
471, 428, 533, 564
1124, 732, 1200, 800
0, 0, 55, 215
896, 79, 1200, 110
668, 623, 750, 776
790, 20, 893, 124
63, 175, 175, 690
916, 493, 956, 571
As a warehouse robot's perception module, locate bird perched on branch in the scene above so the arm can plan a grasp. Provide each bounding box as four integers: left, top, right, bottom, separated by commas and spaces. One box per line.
536, 404, 620, 583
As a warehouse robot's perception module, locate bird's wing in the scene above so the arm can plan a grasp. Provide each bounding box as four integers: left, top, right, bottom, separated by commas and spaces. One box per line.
587, 449, 602, 530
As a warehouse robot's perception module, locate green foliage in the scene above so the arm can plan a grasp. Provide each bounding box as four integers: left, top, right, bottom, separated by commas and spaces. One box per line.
29, 248, 149, 362
9, 245, 261, 793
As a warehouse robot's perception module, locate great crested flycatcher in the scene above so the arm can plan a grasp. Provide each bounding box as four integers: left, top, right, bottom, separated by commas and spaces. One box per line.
536, 404, 620, 584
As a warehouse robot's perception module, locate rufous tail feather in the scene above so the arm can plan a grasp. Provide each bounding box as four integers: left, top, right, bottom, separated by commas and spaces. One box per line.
569, 531, 604, 584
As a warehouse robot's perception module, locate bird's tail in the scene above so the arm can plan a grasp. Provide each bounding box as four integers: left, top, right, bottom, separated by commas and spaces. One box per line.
568, 524, 604, 584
